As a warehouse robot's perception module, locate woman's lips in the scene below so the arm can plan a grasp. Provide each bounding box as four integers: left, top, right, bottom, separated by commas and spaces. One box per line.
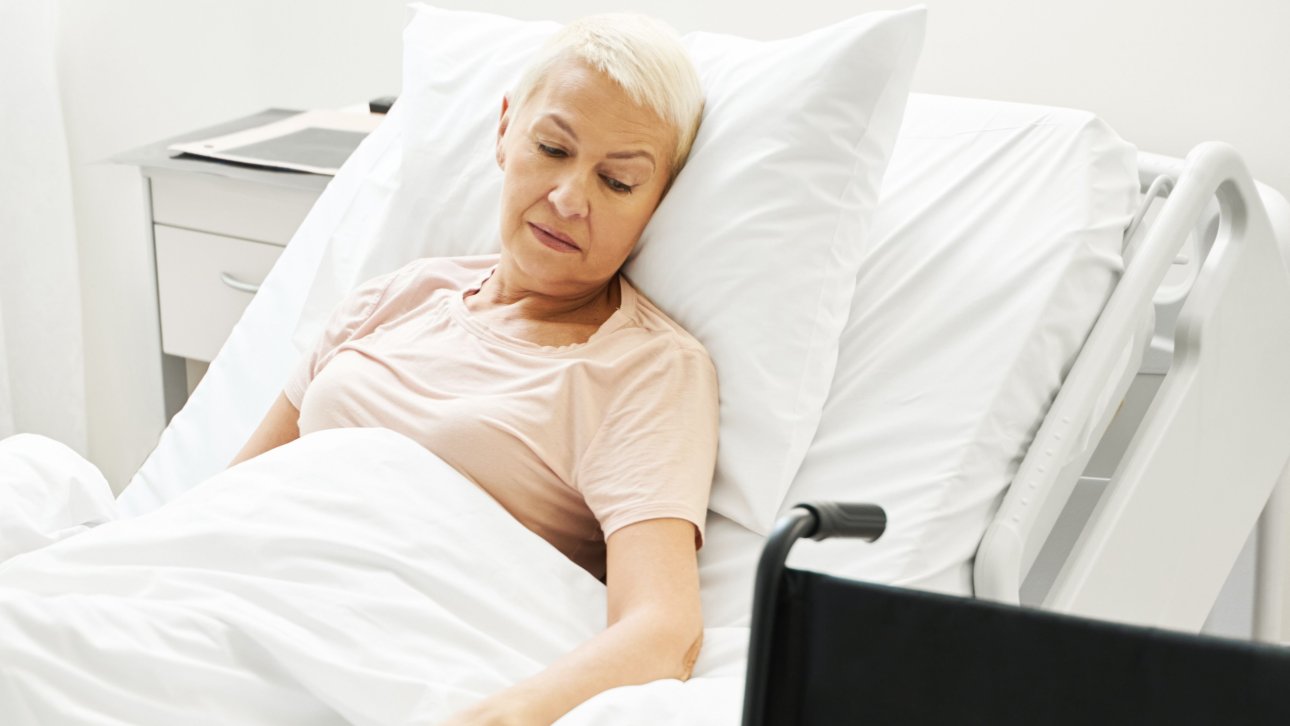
529, 222, 581, 253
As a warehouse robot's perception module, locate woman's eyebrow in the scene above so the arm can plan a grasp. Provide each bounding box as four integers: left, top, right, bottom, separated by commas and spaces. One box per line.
542, 113, 579, 142
606, 150, 655, 168
541, 113, 656, 169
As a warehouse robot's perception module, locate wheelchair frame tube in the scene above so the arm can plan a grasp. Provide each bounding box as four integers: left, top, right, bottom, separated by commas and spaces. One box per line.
742, 503, 885, 726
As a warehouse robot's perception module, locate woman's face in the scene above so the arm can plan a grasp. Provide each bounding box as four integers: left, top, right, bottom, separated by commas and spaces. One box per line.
495, 59, 675, 296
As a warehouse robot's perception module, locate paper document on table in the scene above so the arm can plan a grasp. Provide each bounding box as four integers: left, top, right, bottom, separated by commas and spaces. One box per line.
167, 109, 384, 176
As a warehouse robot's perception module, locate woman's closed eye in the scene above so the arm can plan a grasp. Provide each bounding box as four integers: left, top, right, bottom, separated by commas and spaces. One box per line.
537, 142, 568, 158
601, 175, 634, 194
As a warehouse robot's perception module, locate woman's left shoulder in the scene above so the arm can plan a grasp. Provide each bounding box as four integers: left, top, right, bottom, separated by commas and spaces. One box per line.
617, 276, 711, 362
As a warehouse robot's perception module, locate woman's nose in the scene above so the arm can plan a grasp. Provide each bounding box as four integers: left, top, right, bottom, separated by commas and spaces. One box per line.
548, 173, 589, 220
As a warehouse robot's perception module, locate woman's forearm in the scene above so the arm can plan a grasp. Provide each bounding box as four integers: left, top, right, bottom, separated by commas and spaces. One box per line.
228, 392, 300, 468
446, 610, 702, 725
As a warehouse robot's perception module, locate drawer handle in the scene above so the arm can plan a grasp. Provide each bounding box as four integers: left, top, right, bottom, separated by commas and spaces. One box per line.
220, 272, 261, 294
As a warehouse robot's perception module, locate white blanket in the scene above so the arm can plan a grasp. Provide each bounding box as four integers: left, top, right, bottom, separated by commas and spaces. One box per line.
0, 428, 746, 724
0, 434, 116, 562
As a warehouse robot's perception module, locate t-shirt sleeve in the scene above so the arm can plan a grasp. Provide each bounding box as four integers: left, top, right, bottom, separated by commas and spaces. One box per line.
575, 345, 720, 549
283, 269, 401, 410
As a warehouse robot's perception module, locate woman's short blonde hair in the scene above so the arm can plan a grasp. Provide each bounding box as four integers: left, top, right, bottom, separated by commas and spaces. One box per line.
508, 14, 705, 182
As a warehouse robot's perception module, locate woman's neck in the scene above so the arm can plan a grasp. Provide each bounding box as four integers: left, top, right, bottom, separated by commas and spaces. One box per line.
466, 261, 621, 326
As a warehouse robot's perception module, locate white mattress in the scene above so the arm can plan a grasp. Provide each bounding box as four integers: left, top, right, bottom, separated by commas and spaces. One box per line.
697, 94, 1137, 627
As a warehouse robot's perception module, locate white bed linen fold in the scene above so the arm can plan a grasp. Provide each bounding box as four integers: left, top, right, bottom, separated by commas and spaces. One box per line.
0, 428, 744, 724
0, 434, 115, 563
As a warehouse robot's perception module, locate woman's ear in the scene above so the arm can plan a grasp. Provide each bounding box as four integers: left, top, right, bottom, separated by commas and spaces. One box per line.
495, 96, 512, 169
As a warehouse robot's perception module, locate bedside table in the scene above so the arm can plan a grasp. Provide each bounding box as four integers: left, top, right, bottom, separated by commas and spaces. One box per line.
114, 109, 341, 422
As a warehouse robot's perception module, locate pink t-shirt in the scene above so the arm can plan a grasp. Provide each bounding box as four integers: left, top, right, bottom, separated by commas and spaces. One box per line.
285, 254, 719, 580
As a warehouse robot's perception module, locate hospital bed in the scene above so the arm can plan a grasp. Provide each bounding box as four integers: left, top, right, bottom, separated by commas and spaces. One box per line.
3, 18, 1290, 723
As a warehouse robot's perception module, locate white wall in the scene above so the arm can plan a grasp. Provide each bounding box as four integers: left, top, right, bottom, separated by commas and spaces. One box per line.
60, 0, 1287, 495
428, 0, 1290, 196
2, 1, 85, 449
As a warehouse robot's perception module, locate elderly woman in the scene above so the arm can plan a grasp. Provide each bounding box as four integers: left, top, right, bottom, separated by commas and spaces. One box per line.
229, 14, 716, 726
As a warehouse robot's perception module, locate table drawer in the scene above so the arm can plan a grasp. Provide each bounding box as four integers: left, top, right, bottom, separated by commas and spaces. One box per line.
149, 170, 319, 246
155, 225, 284, 362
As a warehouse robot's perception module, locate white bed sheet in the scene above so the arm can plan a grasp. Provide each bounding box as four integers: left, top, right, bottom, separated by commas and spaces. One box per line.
0, 428, 747, 724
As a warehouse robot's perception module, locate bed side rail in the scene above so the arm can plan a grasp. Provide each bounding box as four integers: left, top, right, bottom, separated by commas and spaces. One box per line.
985, 143, 1290, 631
1251, 179, 1290, 642
977, 144, 1290, 630
974, 152, 1186, 605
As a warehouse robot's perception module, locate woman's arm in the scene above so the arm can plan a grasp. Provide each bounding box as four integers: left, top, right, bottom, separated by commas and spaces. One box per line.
442, 517, 705, 726
227, 392, 301, 468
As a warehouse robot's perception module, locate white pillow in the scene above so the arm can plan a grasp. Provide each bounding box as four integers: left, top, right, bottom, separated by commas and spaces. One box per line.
296, 4, 927, 534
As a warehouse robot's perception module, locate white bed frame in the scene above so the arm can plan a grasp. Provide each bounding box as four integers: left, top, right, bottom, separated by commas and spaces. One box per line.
975, 143, 1290, 644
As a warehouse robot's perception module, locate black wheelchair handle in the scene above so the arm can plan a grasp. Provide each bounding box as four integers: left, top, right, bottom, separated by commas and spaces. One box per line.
743, 501, 888, 726
798, 502, 886, 542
